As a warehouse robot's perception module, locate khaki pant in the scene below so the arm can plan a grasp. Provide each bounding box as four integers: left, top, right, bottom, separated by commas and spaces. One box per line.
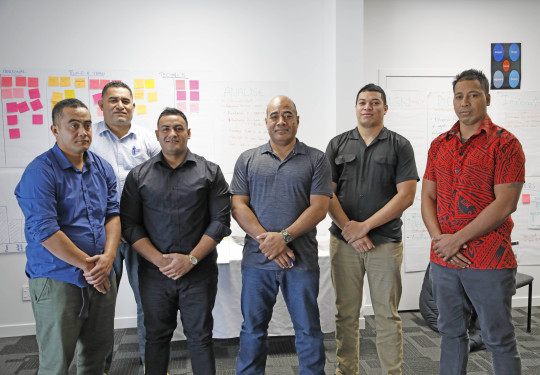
330, 234, 403, 375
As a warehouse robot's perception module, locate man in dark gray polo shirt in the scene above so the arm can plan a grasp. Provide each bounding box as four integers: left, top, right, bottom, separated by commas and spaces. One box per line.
326, 84, 418, 375
120, 107, 231, 375
231, 95, 332, 375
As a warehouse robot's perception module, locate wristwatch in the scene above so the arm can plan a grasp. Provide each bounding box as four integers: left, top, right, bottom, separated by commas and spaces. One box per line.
189, 253, 199, 266
280, 230, 293, 244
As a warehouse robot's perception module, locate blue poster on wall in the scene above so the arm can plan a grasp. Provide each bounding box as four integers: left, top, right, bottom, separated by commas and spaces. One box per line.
491, 43, 521, 90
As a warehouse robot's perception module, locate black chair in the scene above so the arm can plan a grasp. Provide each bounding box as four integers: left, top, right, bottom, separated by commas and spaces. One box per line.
515, 272, 534, 333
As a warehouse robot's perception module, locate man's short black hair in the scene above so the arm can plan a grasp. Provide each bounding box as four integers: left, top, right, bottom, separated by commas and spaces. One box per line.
157, 107, 188, 128
356, 83, 387, 105
452, 69, 489, 94
52, 98, 88, 125
102, 81, 133, 99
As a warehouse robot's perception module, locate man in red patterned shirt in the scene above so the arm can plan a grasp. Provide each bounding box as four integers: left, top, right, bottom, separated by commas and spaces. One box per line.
421, 69, 525, 375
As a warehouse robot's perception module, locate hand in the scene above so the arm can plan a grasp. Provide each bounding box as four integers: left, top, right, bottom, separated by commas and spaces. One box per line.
257, 232, 287, 260
432, 234, 468, 263
83, 253, 114, 286
447, 252, 471, 268
159, 253, 193, 280
94, 277, 111, 294
342, 220, 371, 244
273, 247, 296, 269
350, 235, 375, 253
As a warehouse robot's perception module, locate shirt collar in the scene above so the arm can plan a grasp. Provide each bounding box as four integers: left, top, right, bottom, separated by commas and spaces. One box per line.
261, 139, 306, 156
350, 126, 389, 141
153, 149, 196, 169
52, 143, 93, 171
448, 115, 492, 139
95, 120, 138, 140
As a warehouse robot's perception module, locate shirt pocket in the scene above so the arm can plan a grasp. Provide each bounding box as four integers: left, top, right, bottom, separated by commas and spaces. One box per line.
373, 154, 397, 184
334, 154, 357, 182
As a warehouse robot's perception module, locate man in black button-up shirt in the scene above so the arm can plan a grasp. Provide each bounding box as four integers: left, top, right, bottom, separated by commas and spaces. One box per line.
121, 107, 231, 375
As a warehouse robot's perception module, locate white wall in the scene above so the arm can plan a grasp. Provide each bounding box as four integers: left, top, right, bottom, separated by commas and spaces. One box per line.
363, 0, 540, 313
0, 0, 352, 337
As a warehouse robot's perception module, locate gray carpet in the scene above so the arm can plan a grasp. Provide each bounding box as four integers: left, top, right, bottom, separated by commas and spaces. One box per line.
1, 307, 538, 374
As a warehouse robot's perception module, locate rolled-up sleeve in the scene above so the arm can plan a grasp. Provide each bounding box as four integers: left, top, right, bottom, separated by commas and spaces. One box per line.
120, 169, 149, 245
15, 162, 61, 244
103, 160, 120, 220
204, 165, 232, 243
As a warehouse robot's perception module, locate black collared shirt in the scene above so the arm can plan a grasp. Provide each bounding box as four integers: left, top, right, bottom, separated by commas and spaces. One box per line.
121, 150, 231, 280
326, 127, 418, 245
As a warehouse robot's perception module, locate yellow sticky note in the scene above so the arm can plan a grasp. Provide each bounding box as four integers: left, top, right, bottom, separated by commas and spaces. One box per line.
137, 104, 147, 114
51, 100, 59, 108
48, 77, 59, 86
134, 90, 145, 100
75, 78, 86, 88
64, 89, 75, 99
52, 92, 63, 101
60, 77, 71, 87
145, 79, 155, 89
148, 92, 158, 102
134, 79, 144, 89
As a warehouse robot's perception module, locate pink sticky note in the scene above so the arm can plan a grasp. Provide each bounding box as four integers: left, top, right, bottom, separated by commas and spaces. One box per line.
9, 128, 20, 139
30, 99, 43, 111
189, 80, 199, 90
15, 77, 27, 87
177, 102, 187, 112
12, 87, 24, 98
522, 194, 531, 204
93, 93, 102, 104
89, 79, 100, 89
99, 80, 110, 89
1, 77, 13, 87
28, 88, 40, 99
190, 102, 200, 113
176, 80, 186, 90
2, 88, 12, 99
190, 91, 200, 101
96, 107, 103, 117
177, 91, 186, 100
7, 115, 18, 126
18, 101, 30, 113
32, 114, 43, 125
6, 102, 18, 113
28, 77, 39, 87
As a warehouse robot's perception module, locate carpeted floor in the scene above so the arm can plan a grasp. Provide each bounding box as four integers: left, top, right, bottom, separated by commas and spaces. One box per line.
1, 307, 538, 374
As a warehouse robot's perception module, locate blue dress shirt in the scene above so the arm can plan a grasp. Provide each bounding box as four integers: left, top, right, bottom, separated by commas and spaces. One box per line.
15, 144, 120, 287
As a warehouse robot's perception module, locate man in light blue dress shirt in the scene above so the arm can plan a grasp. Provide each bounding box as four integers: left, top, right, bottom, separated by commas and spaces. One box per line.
89, 81, 160, 373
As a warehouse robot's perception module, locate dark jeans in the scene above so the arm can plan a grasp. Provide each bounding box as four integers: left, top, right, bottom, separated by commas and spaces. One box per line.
139, 265, 218, 375
105, 243, 145, 372
430, 262, 521, 375
236, 266, 326, 375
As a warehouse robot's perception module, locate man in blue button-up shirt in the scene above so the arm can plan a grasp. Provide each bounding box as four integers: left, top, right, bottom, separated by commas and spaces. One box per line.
15, 98, 121, 375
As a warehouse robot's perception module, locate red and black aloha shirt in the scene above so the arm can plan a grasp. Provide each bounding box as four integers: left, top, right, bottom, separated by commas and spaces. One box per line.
424, 115, 525, 269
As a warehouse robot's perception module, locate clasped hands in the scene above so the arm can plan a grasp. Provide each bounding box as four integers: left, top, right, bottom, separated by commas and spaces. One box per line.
257, 232, 295, 269
341, 220, 375, 253
83, 253, 115, 294
432, 233, 470, 268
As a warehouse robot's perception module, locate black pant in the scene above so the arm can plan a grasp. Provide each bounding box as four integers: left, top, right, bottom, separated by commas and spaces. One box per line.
139, 265, 218, 375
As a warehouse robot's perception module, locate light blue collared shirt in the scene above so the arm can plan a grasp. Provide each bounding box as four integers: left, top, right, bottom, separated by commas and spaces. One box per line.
89, 121, 161, 197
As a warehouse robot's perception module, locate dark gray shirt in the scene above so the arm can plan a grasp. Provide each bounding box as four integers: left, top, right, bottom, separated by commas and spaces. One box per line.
121, 150, 231, 280
230, 140, 332, 272
326, 127, 419, 245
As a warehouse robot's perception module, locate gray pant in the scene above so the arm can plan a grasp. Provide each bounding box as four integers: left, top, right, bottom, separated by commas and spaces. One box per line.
430, 262, 521, 375
29, 276, 117, 375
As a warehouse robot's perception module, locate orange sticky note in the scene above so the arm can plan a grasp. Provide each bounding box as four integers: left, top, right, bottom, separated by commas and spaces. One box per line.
136, 104, 147, 114
134, 90, 145, 100
60, 77, 71, 87
52, 92, 63, 101
522, 194, 531, 204
75, 78, 86, 88
134, 79, 144, 89
48, 77, 59, 86
147, 92, 158, 102
144, 79, 155, 89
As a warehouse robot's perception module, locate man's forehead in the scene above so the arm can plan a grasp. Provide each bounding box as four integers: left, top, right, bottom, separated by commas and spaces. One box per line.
357, 91, 382, 100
